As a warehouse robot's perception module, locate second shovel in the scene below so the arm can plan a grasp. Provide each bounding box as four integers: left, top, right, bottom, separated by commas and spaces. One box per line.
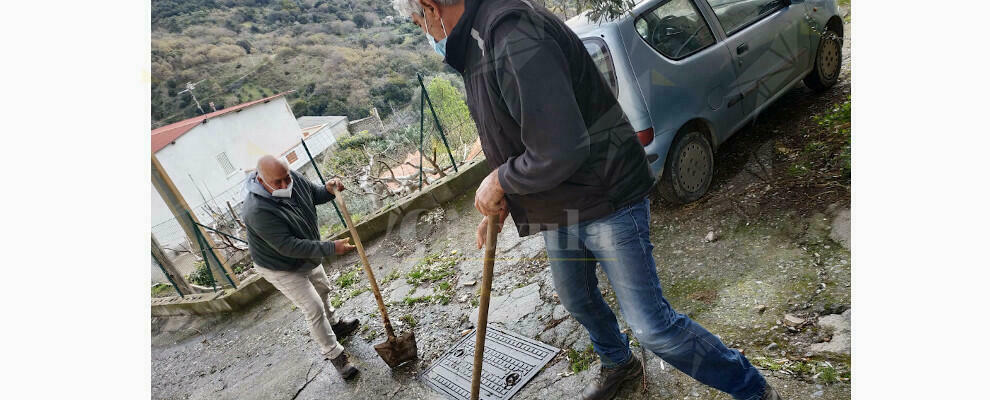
333, 191, 417, 368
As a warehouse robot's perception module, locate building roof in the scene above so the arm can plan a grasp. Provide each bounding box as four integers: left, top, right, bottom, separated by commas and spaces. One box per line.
296, 116, 347, 130
151, 91, 292, 153
300, 123, 330, 138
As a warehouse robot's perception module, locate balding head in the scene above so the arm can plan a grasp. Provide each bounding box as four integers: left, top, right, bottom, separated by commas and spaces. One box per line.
256, 155, 292, 193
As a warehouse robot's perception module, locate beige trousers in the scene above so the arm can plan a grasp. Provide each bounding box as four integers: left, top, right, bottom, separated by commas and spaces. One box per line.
255, 264, 344, 359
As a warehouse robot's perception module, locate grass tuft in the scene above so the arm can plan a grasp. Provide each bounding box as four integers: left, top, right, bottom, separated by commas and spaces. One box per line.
406, 252, 459, 285
567, 345, 596, 374
336, 267, 361, 288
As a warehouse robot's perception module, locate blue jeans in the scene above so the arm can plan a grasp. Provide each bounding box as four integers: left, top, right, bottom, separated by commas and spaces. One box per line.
542, 198, 767, 400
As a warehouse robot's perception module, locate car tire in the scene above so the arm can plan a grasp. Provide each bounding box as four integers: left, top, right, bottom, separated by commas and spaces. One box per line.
658, 130, 714, 205
804, 28, 842, 92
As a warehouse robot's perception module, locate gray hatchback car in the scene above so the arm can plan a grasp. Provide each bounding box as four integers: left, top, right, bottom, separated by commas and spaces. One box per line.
568, 0, 843, 203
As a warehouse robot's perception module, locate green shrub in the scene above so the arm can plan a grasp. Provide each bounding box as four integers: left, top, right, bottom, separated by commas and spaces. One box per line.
336, 132, 383, 150
187, 260, 215, 286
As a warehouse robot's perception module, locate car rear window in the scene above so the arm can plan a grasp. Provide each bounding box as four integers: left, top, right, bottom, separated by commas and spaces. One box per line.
582, 38, 619, 96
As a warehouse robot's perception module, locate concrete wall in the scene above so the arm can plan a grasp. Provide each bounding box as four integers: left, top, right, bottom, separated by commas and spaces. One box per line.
327, 157, 491, 243
151, 274, 276, 317
151, 97, 302, 246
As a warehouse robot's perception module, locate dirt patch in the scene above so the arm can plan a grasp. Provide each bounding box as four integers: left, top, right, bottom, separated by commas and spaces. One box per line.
687, 288, 718, 304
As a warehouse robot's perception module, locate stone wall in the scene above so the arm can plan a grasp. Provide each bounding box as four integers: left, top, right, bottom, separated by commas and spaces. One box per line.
346, 107, 385, 136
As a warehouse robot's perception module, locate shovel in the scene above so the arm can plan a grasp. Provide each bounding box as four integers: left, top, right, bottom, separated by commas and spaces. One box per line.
470, 216, 499, 400
333, 191, 418, 368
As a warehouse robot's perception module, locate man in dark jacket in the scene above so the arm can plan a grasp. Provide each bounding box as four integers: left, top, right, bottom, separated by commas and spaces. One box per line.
393, 1, 781, 399
242, 155, 361, 380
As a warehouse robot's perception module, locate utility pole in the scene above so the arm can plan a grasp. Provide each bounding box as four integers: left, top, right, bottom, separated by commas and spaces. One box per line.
151, 154, 240, 288
178, 79, 206, 115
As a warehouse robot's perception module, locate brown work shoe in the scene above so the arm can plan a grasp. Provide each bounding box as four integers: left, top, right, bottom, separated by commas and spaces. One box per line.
331, 317, 359, 338
579, 354, 643, 400
761, 383, 783, 400
329, 352, 359, 380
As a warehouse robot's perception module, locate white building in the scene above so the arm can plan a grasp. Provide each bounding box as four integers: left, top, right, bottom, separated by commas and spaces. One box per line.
150, 92, 347, 248
287, 116, 350, 180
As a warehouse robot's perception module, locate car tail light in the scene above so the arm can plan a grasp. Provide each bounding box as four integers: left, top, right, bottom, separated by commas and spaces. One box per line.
636, 127, 654, 146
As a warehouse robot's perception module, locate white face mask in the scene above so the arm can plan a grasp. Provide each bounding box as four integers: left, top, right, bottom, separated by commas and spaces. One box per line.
265, 176, 293, 198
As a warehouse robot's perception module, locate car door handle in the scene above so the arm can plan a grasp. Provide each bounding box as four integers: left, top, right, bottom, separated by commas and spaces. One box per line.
737, 43, 749, 55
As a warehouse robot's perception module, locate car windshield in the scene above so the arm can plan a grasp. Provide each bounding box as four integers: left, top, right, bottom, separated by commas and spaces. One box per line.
582, 39, 618, 96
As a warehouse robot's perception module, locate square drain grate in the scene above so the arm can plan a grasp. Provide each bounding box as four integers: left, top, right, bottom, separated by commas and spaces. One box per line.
422, 326, 560, 400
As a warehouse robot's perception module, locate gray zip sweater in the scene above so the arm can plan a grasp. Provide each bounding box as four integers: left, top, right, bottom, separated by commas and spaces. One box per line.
242, 170, 336, 272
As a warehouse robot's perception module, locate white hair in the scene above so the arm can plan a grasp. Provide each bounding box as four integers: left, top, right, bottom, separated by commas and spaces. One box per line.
391, 0, 461, 17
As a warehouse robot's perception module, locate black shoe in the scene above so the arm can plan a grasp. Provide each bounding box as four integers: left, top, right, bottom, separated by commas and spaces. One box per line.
329, 352, 359, 380
331, 317, 359, 338
580, 354, 643, 400
761, 383, 783, 400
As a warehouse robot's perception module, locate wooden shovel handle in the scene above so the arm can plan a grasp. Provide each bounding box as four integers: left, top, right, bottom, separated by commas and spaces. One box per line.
470, 216, 499, 400
334, 192, 396, 339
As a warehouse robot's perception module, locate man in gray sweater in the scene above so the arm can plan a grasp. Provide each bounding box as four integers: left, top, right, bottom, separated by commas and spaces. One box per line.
242, 155, 361, 380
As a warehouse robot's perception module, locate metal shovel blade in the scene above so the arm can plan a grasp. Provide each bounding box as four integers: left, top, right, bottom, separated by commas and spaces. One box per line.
374, 331, 418, 368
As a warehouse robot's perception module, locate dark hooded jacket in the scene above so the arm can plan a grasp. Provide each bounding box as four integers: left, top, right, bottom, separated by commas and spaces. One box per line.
242, 170, 336, 271
444, 0, 655, 236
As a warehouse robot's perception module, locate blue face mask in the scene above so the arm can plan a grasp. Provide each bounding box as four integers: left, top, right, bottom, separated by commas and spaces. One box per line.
431, 36, 448, 58
424, 13, 449, 58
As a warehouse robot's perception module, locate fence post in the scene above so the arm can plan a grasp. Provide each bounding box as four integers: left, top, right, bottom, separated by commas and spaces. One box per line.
192, 228, 219, 292
418, 73, 458, 173
300, 138, 347, 230
419, 86, 425, 190
151, 235, 192, 297
151, 154, 240, 288
191, 215, 237, 289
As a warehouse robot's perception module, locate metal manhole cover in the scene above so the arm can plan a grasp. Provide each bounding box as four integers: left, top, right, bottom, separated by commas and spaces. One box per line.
422, 325, 560, 400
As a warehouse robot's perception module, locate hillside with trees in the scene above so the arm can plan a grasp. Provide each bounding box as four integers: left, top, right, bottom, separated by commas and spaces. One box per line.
151, 0, 615, 127
151, 0, 448, 127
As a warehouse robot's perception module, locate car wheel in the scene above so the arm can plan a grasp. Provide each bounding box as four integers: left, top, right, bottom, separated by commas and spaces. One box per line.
658, 130, 714, 205
804, 29, 842, 92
